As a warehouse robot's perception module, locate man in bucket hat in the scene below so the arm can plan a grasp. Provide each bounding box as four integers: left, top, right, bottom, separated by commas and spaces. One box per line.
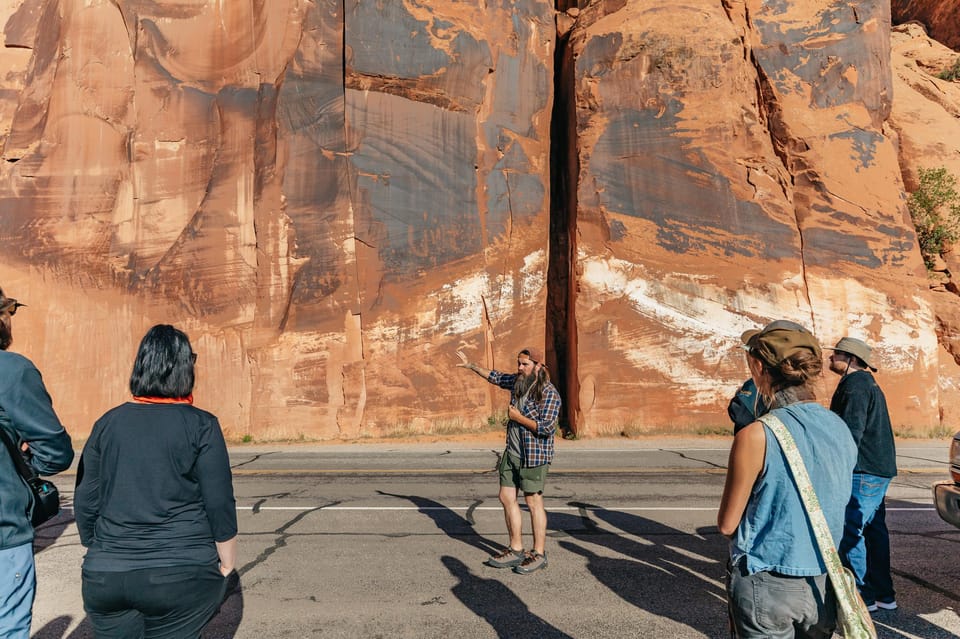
827, 337, 897, 612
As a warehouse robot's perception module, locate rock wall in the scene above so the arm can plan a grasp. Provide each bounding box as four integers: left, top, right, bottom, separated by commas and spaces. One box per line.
892, 0, 960, 51
0, 0, 955, 440
562, 0, 939, 435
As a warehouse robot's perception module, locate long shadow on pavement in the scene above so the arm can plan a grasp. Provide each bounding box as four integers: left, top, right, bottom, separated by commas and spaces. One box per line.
549, 504, 729, 638
441, 556, 574, 639
377, 490, 502, 556
863, 498, 960, 639
31, 615, 92, 639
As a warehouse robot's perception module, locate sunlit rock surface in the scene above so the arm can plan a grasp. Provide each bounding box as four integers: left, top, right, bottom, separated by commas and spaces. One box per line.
0, 0, 956, 439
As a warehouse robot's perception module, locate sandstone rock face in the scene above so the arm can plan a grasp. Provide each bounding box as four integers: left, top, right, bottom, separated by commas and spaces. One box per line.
892, 0, 960, 51
0, 0, 955, 439
889, 23, 960, 428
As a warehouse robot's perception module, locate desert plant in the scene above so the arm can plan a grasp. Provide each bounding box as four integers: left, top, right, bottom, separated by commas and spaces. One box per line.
908, 166, 960, 270
938, 57, 960, 81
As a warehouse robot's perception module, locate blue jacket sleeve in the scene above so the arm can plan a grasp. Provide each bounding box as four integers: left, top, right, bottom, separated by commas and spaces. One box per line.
1, 357, 74, 475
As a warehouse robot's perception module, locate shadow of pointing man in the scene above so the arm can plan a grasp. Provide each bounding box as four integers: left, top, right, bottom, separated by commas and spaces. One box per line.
440, 555, 573, 639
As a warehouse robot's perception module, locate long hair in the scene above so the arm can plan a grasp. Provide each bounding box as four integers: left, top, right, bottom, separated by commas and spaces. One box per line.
129, 324, 196, 398
514, 349, 551, 405
0, 287, 12, 351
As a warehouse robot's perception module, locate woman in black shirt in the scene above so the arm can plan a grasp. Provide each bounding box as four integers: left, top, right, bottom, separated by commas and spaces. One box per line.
75, 325, 237, 638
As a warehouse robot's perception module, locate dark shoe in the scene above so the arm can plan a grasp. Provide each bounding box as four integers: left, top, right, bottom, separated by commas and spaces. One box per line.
513, 551, 547, 574
485, 547, 525, 569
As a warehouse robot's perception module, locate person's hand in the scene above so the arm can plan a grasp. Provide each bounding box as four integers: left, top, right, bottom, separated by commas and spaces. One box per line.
507, 405, 521, 421
456, 350, 472, 369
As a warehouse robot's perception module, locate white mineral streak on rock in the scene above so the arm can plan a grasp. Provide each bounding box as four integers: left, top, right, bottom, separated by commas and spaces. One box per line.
581, 256, 761, 405
441, 272, 493, 335
520, 249, 546, 300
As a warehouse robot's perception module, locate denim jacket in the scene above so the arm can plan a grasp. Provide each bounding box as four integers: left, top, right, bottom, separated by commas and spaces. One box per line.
0, 351, 74, 549
731, 403, 856, 576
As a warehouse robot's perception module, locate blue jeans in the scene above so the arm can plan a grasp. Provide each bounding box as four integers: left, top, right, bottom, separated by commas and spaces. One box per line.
839, 473, 895, 605
0, 542, 35, 639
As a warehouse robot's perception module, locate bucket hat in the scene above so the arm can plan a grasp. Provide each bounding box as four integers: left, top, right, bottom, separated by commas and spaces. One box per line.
826, 337, 877, 372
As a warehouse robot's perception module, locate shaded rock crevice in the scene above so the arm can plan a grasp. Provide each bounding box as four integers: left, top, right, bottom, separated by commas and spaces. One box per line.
546, 3, 580, 435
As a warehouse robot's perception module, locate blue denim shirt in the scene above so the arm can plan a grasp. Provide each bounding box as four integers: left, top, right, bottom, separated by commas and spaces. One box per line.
731, 402, 856, 576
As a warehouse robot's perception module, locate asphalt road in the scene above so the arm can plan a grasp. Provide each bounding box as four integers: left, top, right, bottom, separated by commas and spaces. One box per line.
28, 438, 960, 638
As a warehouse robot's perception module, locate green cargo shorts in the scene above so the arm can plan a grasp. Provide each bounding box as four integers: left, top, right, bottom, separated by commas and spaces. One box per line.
498, 452, 549, 494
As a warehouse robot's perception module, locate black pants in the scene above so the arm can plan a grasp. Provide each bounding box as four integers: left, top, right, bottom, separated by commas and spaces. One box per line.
82, 564, 227, 639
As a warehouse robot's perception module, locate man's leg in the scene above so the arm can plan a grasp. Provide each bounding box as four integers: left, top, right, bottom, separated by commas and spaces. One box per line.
524, 491, 547, 555
0, 543, 35, 639
839, 473, 892, 604
498, 485, 524, 551
513, 463, 549, 574
864, 500, 896, 605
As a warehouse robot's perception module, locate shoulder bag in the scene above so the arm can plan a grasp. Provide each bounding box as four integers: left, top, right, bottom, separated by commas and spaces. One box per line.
0, 424, 61, 527
759, 413, 878, 639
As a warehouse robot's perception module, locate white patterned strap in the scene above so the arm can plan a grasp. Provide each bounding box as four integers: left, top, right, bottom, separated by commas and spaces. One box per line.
757, 413, 849, 582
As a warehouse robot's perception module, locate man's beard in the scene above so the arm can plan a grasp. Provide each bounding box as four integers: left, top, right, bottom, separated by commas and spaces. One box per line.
513, 371, 535, 402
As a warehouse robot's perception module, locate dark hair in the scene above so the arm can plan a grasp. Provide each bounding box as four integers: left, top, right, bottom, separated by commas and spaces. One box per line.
129, 324, 195, 398
0, 287, 11, 351
759, 348, 822, 402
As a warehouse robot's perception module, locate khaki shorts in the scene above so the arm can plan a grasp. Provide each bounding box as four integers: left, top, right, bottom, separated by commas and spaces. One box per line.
498, 452, 548, 494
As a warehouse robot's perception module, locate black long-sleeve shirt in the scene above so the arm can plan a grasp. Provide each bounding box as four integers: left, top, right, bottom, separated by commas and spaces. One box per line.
830, 370, 897, 478
74, 402, 237, 571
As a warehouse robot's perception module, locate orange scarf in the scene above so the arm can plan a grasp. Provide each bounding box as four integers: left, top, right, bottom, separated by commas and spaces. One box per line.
132, 394, 194, 405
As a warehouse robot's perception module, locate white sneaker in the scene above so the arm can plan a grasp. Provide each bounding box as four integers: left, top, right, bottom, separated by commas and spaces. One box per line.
866, 603, 878, 612
875, 600, 898, 610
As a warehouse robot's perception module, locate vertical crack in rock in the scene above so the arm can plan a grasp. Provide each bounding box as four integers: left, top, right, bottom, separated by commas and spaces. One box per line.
547, 3, 579, 436
721, 1, 818, 328
738, 18, 818, 330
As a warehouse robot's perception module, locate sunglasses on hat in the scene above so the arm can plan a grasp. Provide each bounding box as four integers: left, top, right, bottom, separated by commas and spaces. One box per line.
0, 298, 25, 316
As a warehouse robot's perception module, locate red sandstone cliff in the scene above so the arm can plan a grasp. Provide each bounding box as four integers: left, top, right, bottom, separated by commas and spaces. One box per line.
892, 0, 960, 51
0, 0, 958, 439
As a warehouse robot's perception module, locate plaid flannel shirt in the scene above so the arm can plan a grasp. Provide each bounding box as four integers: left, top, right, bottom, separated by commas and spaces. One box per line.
488, 371, 560, 467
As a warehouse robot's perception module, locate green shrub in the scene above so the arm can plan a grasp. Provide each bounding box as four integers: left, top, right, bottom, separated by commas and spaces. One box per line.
908, 167, 960, 270
938, 58, 960, 81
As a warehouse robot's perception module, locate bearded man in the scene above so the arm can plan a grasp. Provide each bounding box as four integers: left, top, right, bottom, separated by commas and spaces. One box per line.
457, 346, 561, 575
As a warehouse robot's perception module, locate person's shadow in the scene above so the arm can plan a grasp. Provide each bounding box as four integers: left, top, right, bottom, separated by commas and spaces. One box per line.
203, 570, 244, 639
549, 503, 730, 638
31, 616, 93, 638
376, 489, 502, 555
440, 556, 574, 638
855, 497, 960, 639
